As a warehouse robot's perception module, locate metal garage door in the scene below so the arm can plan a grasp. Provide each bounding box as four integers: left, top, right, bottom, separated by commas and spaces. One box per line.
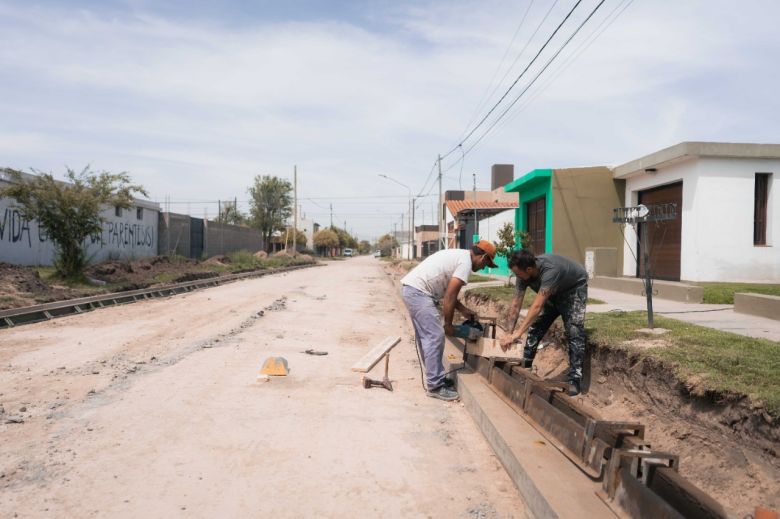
638, 182, 682, 281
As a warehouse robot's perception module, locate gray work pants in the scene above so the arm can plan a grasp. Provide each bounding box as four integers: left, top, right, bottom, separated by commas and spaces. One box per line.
401, 285, 445, 391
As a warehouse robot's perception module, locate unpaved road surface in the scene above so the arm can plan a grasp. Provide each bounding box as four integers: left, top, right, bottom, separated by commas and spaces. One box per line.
1, 256, 524, 518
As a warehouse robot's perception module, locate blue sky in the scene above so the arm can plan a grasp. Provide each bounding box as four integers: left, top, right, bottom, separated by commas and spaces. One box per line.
1, 0, 779, 240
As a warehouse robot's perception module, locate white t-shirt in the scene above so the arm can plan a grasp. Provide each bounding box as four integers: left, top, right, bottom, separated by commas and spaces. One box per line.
401, 249, 472, 299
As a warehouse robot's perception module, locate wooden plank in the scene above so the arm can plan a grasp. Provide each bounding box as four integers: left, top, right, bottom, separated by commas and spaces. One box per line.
351, 336, 402, 373
466, 337, 525, 359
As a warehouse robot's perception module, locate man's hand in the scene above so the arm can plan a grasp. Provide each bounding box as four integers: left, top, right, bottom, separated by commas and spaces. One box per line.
444, 324, 455, 337
499, 335, 515, 351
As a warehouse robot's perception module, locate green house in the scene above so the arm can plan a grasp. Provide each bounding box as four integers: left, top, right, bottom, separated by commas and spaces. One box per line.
503, 166, 625, 270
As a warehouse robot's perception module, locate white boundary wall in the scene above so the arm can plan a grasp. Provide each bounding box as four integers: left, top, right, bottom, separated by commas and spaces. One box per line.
477, 209, 515, 244
0, 194, 160, 266
621, 157, 779, 282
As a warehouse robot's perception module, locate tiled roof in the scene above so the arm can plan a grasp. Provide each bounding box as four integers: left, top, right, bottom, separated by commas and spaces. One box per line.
445, 200, 518, 215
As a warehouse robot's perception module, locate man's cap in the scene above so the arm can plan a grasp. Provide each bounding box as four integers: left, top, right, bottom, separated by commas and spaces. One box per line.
475, 239, 498, 268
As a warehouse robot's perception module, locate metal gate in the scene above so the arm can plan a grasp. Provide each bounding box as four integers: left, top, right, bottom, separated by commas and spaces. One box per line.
190, 218, 204, 259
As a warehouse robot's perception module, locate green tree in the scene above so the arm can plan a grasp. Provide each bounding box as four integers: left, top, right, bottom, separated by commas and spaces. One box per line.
271, 227, 308, 250
217, 200, 246, 226
0, 167, 147, 279
377, 234, 398, 257
313, 228, 339, 256
248, 175, 293, 252
494, 222, 530, 257
331, 226, 357, 250
357, 240, 371, 255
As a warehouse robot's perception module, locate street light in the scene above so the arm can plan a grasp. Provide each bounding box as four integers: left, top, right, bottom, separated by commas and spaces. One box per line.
378, 174, 415, 260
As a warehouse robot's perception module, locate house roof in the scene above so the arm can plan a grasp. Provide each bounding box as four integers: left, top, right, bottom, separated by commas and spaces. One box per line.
445, 200, 518, 216
613, 141, 780, 179
504, 168, 552, 193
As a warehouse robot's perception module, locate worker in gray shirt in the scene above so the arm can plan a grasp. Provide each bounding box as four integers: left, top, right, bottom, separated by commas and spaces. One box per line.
500, 249, 588, 396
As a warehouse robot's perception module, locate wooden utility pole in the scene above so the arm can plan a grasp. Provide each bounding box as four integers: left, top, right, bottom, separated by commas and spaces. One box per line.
438, 154, 444, 251
293, 165, 297, 253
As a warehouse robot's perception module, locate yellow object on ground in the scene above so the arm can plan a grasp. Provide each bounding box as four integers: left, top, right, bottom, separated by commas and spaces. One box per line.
260, 357, 289, 376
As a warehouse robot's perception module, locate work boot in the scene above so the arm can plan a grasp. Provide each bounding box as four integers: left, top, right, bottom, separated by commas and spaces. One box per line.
566, 379, 581, 397
443, 377, 456, 389
427, 386, 460, 402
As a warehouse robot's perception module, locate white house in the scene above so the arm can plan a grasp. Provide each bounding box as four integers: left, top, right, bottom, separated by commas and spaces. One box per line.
613, 142, 779, 282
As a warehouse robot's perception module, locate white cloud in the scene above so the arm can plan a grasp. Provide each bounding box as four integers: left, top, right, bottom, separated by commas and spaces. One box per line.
0, 0, 778, 238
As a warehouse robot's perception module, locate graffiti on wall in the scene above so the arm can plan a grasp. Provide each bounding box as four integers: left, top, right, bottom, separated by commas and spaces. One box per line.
0, 207, 155, 250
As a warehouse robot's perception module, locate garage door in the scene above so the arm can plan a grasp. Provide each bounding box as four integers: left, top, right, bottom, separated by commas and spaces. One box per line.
638, 182, 682, 281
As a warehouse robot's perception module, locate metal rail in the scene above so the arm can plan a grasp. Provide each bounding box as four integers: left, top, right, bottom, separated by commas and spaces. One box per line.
0, 263, 321, 330
461, 347, 730, 519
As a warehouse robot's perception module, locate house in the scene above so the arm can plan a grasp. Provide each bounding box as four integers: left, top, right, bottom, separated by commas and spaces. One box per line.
613, 142, 780, 282
504, 166, 624, 270
444, 164, 517, 250
414, 224, 440, 259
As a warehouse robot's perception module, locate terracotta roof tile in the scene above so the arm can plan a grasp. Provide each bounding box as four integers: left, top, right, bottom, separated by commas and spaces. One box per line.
445, 200, 518, 215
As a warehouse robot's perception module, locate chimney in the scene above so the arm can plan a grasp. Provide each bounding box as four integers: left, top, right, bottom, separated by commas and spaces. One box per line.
491, 164, 514, 190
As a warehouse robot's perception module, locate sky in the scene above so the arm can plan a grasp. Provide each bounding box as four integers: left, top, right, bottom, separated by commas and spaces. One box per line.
1, 0, 779, 241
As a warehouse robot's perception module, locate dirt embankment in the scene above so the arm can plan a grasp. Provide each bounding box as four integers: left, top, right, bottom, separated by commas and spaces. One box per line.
463, 290, 780, 517
0, 254, 315, 311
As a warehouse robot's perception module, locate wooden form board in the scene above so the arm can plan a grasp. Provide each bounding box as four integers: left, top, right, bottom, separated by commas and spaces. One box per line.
465, 337, 524, 360
351, 336, 402, 373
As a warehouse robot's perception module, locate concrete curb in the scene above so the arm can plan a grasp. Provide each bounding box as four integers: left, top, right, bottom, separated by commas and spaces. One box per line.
456, 372, 616, 519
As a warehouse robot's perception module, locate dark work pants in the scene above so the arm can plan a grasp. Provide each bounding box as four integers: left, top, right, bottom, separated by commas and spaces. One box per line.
523, 283, 588, 382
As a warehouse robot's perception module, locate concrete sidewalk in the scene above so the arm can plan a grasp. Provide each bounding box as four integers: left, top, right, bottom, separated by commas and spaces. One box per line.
588, 287, 780, 342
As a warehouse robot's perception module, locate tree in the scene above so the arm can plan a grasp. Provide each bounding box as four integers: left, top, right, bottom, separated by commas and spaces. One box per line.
357, 240, 372, 255
0, 167, 147, 279
313, 228, 339, 256
248, 175, 293, 252
217, 200, 246, 226
494, 222, 530, 257
271, 227, 308, 250
377, 234, 398, 257
331, 226, 357, 250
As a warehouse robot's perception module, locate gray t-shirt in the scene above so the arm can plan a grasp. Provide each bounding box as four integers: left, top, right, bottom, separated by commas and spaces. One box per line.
515, 254, 587, 298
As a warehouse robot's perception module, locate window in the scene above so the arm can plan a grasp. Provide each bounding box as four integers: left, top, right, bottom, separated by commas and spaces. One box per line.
754, 173, 771, 246
136, 207, 143, 220
115, 206, 122, 217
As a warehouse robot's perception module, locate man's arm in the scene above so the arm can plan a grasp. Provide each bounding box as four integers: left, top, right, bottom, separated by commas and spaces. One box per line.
505, 290, 526, 333
500, 290, 549, 350
442, 277, 466, 336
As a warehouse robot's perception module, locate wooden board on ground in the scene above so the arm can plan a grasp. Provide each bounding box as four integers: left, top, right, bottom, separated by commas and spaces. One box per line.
466, 337, 524, 360
351, 336, 402, 373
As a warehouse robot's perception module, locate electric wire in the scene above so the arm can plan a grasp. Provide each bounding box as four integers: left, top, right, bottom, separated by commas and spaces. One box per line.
458, 0, 609, 159
439, 0, 585, 162
455, 0, 539, 142
488, 0, 636, 137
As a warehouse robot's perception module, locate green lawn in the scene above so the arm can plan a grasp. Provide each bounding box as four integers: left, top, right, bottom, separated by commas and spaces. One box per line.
469, 285, 780, 416
695, 282, 780, 304
470, 285, 605, 308
586, 311, 780, 415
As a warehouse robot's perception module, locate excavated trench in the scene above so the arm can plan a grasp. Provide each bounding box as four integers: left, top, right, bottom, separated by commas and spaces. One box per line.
464, 290, 780, 518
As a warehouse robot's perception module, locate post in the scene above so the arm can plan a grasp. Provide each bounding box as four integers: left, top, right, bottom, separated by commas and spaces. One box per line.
330, 203, 333, 228
411, 197, 415, 260
438, 154, 444, 251
293, 165, 297, 253
641, 223, 655, 329
473, 173, 478, 246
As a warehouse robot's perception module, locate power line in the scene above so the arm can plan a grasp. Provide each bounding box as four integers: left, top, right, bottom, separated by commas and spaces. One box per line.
455, 0, 538, 142
455, 0, 610, 161
439, 0, 585, 162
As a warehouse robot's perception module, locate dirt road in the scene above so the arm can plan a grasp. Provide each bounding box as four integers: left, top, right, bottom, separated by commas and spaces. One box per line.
0, 256, 524, 518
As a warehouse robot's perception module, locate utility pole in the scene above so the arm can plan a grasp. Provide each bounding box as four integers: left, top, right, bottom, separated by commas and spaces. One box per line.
438, 154, 444, 251
293, 165, 297, 253
330, 203, 333, 228
473, 173, 478, 246
411, 197, 415, 260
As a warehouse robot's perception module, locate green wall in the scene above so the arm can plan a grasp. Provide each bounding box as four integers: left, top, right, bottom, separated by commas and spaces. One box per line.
505, 169, 553, 253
